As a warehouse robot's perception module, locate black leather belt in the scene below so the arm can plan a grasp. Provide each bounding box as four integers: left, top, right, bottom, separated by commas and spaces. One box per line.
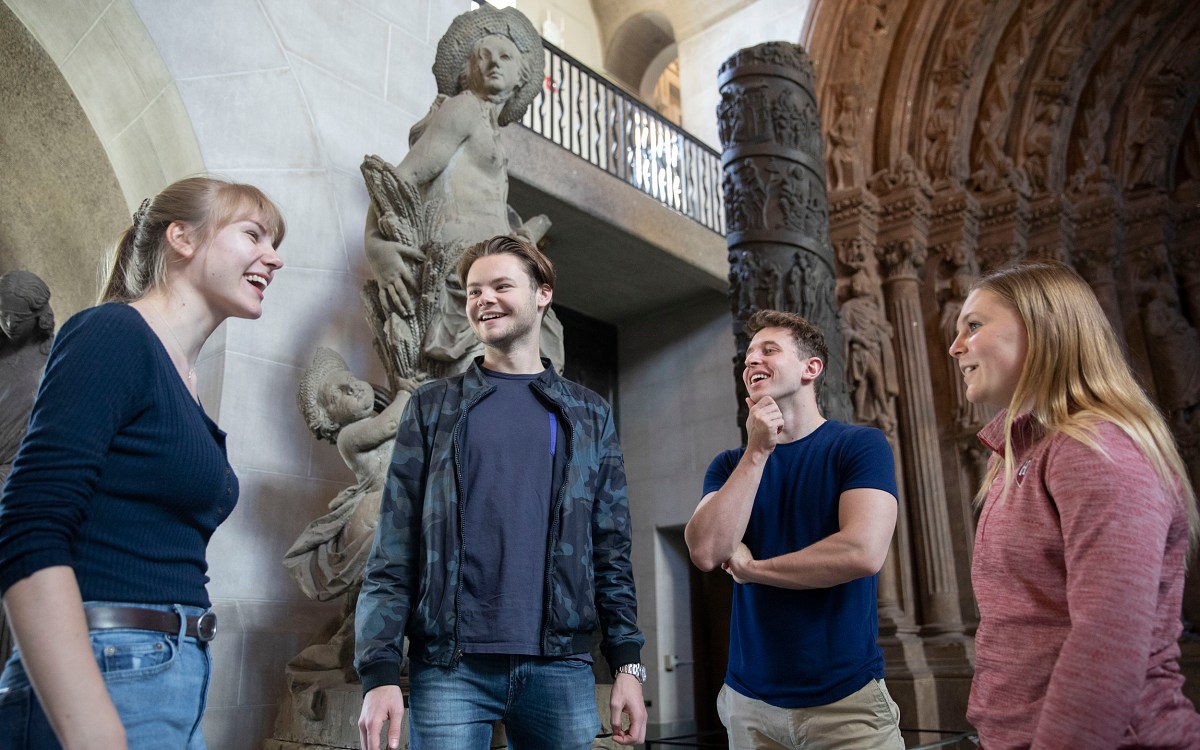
85, 606, 218, 642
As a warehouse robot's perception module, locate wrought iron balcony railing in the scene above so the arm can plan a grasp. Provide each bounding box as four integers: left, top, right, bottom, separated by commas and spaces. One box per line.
522, 39, 726, 236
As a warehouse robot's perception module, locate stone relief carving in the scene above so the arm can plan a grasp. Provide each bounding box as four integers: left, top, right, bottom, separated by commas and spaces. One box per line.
0, 270, 54, 667
722, 41, 853, 426
1141, 285, 1200, 413
0, 270, 53, 486
1022, 95, 1067, 192
968, 0, 1058, 193
839, 0, 887, 84
718, 40, 817, 85
840, 270, 899, 437
1069, 9, 1155, 186
828, 86, 864, 190
921, 0, 986, 183
723, 160, 768, 233
868, 154, 935, 198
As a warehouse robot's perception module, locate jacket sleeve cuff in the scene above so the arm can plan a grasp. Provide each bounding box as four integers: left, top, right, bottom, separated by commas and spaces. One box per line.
358, 660, 403, 695
606, 642, 643, 677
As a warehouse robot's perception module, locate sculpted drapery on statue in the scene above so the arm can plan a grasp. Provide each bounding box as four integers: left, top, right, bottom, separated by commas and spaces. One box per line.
360, 4, 563, 391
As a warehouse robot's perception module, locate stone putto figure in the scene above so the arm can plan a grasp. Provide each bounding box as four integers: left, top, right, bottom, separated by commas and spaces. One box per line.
282, 347, 408, 721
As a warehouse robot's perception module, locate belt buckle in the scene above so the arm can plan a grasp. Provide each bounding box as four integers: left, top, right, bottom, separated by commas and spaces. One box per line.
196, 610, 218, 642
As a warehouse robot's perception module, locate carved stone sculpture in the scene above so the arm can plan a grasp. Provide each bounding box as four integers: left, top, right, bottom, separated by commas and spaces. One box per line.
0, 270, 54, 666
360, 4, 563, 393
280, 348, 408, 726
840, 270, 898, 438
718, 41, 853, 427
1142, 286, 1200, 413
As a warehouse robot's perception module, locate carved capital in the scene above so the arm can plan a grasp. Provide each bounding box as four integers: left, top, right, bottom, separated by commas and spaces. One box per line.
868, 154, 935, 199
836, 237, 873, 270
1072, 244, 1118, 283
876, 239, 928, 280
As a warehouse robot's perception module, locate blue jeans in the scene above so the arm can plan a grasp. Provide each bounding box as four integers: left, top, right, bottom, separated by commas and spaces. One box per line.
0, 602, 212, 750
408, 654, 600, 750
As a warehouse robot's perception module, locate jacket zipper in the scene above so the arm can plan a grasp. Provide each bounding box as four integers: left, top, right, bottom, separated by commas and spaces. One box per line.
535, 382, 574, 655
450, 385, 492, 668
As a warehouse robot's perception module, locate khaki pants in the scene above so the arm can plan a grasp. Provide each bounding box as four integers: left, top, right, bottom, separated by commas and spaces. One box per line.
717, 679, 904, 750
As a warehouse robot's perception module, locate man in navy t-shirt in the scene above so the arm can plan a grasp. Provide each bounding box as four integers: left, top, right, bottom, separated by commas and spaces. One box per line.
685, 309, 903, 749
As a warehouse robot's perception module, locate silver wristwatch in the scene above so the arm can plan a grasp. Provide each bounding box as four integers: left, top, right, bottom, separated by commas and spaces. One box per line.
616, 662, 647, 684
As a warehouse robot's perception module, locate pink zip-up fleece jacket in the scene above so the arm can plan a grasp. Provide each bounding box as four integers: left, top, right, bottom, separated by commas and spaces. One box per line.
968, 410, 1200, 749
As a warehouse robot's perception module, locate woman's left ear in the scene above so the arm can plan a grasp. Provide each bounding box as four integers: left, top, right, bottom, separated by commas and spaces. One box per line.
165, 221, 197, 259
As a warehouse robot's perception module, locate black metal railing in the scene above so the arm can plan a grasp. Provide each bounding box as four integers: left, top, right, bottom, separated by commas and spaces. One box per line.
522, 40, 726, 236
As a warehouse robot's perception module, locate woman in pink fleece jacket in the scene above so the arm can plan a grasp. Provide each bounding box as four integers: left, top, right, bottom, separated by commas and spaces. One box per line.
949, 260, 1200, 749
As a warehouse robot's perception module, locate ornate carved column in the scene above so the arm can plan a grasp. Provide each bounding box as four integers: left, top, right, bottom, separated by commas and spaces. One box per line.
1174, 181, 1200, 328
718, 42, 852, 425
1027, 193, 1077, 262
1170, 181, 1200, 629
1070, 177, 1127, 344
1124, 189, 1180, 401
927, 185, 986, 627
869, 160, 966, 640
829, 190, 917, 639
973, 176, 1031, 272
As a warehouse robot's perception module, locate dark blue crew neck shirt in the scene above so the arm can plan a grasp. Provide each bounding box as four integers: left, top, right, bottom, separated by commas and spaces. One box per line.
458, 367, 557, 653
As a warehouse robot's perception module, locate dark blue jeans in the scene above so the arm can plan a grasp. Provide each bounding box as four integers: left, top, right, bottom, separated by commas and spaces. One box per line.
0, 602, 211, 750
408, 654, 600, 750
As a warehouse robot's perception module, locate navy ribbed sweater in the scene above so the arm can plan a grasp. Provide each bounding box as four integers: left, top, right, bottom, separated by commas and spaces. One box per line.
0, 303, 237, 608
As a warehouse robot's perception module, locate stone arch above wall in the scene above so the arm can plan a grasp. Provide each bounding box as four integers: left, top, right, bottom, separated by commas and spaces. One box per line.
4, 0, 205, 213
0, 2, 127, 319
603, 10, 677, 94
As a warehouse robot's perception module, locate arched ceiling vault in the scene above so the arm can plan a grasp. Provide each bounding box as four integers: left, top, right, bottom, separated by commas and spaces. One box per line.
807, 0, 1200, 198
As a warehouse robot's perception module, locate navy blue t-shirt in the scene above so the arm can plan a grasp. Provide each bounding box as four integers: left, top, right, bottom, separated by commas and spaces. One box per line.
703, 420, 897, 707
458, 368, 557, 653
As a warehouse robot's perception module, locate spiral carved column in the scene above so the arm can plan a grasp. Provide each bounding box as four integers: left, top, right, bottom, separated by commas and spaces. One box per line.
718, 42, 852, 428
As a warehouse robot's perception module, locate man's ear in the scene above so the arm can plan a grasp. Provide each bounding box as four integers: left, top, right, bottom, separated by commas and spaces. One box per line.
165, 221, 197, 259
536, 283, 553, 312
802, 356, 825, 383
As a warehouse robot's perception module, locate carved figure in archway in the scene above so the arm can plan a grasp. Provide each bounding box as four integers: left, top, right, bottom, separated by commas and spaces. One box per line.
828, 89, 861, 190
840, 270, 898, 436
1141, 285, 1200, 413
0, 269, 53, 666
0, 270, 54, 485
361, 5, 563, 392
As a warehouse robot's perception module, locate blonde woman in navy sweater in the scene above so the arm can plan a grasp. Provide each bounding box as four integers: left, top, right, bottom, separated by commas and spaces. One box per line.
0, 177, 285, 750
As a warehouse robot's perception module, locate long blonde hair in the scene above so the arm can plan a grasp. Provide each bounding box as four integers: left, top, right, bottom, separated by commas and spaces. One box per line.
100, 177, 286, 303
974, 261, 1199, 549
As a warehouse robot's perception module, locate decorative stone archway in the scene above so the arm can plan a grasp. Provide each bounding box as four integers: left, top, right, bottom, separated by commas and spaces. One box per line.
800, 0, 1200, 731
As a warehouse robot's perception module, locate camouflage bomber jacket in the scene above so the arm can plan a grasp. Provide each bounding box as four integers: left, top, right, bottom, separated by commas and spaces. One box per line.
354, 358, 643, 692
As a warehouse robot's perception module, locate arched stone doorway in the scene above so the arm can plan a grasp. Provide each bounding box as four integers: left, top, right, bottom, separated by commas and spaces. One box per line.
798, 0, 1200, 731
